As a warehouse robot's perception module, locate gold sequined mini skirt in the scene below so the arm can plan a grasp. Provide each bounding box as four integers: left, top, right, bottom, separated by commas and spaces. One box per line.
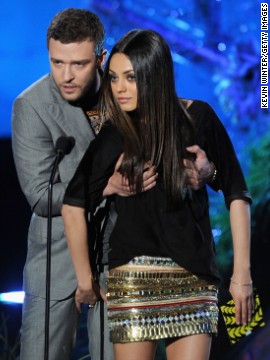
107, 256, 218, 343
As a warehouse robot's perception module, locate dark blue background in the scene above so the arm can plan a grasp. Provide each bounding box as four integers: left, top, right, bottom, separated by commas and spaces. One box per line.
0, 1, 269, 358
1, 0, 268, 143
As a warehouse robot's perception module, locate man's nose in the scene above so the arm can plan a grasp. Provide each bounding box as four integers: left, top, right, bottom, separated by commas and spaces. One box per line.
63, 65, 74, 82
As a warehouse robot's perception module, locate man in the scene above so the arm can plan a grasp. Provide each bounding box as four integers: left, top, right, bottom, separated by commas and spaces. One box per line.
12, 7, 216, 360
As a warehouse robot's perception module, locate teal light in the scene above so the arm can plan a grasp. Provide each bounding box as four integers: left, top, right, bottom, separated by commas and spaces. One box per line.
0, 291, 25, 304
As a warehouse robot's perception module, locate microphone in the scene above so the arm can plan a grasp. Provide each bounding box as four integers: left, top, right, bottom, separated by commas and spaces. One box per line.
48, 136, 75, 185
55, 136, 75, 161
44, 135, 75, 360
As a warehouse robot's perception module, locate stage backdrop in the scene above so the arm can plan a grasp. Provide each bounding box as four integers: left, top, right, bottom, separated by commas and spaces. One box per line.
0, 0, 268, 297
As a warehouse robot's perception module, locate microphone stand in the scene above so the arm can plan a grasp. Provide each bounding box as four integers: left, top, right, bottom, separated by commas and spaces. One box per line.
44, 150, 63, 360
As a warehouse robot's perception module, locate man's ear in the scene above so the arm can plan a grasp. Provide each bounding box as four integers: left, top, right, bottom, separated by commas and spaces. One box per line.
97, 49, 107, 68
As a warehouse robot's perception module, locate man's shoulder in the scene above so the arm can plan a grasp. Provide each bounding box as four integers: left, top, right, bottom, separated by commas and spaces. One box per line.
15, 74, 58, 104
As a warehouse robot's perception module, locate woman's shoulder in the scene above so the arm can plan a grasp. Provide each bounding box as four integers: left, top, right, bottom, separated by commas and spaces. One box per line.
179, 99, 222, 136
180, 99, 218, 126
179, 98, 212, 112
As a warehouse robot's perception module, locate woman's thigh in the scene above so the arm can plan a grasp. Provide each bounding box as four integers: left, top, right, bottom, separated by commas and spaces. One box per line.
166, 334, 212, 360
113, 340, 157, 360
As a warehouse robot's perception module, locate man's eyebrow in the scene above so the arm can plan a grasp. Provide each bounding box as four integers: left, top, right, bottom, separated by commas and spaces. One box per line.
50, 57, 92, 64
71, 59, 92, 64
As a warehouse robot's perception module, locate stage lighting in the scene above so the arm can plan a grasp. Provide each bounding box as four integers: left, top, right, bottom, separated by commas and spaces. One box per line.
0, 291, 24, 304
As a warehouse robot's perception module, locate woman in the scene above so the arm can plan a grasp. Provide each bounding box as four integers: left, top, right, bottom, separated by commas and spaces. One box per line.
62, 29, 253, 360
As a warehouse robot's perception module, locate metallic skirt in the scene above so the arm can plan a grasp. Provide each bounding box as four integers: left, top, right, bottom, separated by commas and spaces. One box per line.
107, 256, 219, 343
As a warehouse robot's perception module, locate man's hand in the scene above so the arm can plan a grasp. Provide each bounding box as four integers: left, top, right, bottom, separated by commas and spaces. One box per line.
103, 153, 158, 197
184, 145, 215, 190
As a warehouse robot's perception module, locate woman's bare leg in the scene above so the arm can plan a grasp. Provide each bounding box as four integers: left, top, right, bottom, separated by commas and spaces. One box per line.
166, 334, 212, 360
114, 340, 157, 360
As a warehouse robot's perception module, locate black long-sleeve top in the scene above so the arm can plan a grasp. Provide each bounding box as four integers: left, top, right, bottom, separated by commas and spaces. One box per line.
63, 100, 252, 284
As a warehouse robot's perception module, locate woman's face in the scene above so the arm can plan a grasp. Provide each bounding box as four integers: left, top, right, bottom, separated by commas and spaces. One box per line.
109, 53, 137, 112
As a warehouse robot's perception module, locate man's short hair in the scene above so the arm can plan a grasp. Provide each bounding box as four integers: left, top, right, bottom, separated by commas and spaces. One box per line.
47, 8, 105, 55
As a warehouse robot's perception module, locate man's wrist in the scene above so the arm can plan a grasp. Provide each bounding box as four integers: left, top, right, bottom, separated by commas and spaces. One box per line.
201, 161, 217, 184
208, 162, 217, 183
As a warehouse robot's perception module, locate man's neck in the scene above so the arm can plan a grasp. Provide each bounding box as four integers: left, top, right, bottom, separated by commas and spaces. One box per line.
70, 88, 100, 109
70, 69, 102, 109
78, 90, 100, 109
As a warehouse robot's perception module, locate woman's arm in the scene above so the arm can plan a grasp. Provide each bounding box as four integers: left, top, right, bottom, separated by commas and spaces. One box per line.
62, 204, 107, 311
187, 101, 253, 324
229, 199, 253, 325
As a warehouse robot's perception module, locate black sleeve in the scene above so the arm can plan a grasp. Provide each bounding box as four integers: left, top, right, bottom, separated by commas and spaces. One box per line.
63, 122, 123, 211
191, 101, 252, 208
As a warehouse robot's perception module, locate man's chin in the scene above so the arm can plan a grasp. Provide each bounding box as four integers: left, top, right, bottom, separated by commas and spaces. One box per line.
60, 90, 81, 102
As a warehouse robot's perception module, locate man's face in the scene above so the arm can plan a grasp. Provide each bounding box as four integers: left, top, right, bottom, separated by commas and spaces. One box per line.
48, 38, 104, 102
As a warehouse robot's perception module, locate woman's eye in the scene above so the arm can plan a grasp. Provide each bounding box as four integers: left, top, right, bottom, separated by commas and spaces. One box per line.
128, 75, 136, 81
110, 75, 117, 82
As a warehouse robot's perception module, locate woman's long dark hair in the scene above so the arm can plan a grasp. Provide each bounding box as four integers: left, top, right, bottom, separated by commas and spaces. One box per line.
100, 29, 195, 208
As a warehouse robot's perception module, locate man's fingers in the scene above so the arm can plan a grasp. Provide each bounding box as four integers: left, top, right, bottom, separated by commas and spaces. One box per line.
143, 161, 153, 170
186, 145, 205, 158
142, 180, 157, 192
115, 153, 124, 171
142, 166, 157, 191
184, 167, 200, 189
186, 145, 200, 153
183, 158, 197, 171
111, 160, 158, 196
143, 165, 156, 179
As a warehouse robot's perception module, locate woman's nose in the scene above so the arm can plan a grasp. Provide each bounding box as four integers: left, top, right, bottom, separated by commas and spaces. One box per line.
116, 78, 126, 92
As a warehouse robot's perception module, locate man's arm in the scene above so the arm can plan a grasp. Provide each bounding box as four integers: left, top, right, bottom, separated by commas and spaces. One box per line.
12, 98, 66, 216
103, 146, 216, 197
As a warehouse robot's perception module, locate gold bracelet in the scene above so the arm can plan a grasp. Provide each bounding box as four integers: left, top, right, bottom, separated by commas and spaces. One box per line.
230, 278, 253, 286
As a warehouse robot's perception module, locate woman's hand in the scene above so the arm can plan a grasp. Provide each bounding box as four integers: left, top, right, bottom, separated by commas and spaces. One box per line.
75, 275, 108, 312
229, 277, 254, 325
229, 200, 252, 325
